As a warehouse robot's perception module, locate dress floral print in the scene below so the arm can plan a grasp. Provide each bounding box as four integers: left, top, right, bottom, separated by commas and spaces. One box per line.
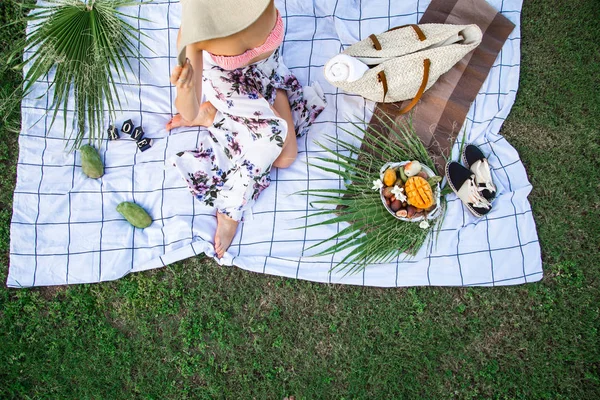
172, 48, 326, 221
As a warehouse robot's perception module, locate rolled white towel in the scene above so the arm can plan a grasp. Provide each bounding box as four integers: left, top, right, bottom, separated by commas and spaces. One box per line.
324, 53, 369, 83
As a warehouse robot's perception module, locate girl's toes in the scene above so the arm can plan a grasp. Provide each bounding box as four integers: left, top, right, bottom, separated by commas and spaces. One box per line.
214, 238, 221, 257
166, 114, 184, 130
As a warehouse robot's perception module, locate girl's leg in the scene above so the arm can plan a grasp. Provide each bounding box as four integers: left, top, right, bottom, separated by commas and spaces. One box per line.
213, 91, 293, 256
272, 89, 297, 169
211, 111, 288, 257
166, 101, 217, 130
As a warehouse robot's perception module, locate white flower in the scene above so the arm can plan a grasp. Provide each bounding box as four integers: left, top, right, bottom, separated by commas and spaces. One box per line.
419, 220, 430, 229
391, 185, 407, 202
372, 179, 383, 190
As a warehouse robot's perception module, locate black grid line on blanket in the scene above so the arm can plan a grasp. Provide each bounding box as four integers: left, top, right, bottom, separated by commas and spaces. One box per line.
129, 1, 143, 274
158, 1, 172, 267
457, 206, 465, 286
358, 0, 364, 286
66, 118, 76, 284
262, 0, 296, 275
30, 81, 50, 287
8, 0, 541, 288
329, 0, 342, 285
296, 0, 315, 280
500, 0, 526, 283
472, 98, 496, 285
98, 143, 108, 281
10, 232, 539, 258
9, 208, 534, 233
389, 0, 401, 288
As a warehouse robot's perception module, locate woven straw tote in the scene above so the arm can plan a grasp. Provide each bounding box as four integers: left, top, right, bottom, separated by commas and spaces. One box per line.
328, 24, 482, 113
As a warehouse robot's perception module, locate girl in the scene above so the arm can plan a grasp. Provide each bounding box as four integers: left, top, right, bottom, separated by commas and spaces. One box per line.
168, 0, 325, 258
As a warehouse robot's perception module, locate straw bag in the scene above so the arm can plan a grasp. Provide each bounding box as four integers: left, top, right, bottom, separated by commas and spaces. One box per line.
325, 24, 483, 113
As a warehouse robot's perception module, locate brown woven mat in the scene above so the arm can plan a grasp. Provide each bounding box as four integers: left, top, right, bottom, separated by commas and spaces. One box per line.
366, 0, 515, 175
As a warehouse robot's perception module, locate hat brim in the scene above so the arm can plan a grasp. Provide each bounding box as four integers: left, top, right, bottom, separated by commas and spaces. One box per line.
177, 0, 271, 65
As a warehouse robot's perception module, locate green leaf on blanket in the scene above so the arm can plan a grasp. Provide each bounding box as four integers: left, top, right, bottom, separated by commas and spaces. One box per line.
6, 0, 151, 151
299, 115, 447, 275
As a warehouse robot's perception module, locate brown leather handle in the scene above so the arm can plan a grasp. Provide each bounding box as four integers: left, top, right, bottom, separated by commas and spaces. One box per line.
369, 24, 427, 50
397, 58, 431, 113
377, 71, 388, 101
387, 24, 426, 41
377, 58, 431, 112
369, 34, 382, 50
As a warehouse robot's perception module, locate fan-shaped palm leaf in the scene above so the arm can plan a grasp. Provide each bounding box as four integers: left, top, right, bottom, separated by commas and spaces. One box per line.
7, 0, 150, 151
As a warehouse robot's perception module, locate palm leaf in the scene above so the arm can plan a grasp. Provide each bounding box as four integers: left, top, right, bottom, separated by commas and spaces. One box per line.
301, 116, 448, 275
6, 0, 151, 152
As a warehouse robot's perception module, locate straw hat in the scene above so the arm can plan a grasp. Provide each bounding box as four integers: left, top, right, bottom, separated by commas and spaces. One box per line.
177, 0, 271, 65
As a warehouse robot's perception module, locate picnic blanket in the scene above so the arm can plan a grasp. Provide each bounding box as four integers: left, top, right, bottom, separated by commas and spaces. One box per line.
7, 0, 542, 287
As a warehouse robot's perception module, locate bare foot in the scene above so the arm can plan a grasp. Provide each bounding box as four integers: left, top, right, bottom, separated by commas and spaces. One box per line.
214, 211, 239, 258
166, 101, 217, 130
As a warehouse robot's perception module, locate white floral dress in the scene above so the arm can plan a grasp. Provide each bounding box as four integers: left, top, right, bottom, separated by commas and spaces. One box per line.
172, 48, 325, 221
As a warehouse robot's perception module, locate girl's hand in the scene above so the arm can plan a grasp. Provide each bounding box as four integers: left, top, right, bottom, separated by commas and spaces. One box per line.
170, 59, 194, 90
171, 51, 202, 121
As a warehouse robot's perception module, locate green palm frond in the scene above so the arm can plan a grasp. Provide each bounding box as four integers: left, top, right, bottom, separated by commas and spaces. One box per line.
6, 0, 151, 151
300, 115, 447, 275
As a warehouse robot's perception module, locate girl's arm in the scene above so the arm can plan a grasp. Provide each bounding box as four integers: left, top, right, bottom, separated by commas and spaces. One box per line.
170, 30, 204, 121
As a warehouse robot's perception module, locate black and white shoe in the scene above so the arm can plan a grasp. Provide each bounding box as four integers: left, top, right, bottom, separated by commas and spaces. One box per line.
462, 144, 497, 201
445, 161, 492, 218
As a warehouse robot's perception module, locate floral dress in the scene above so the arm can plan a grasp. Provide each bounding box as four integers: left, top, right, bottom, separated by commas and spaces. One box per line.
172, 48, 326, 221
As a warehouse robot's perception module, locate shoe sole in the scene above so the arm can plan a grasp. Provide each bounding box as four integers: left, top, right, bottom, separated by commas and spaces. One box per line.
445, 162, 485, 218
461, 147, 470, 169
461, 143, 475, 169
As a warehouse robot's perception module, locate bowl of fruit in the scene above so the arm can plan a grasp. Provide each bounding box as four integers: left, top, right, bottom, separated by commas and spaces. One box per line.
379, 161, 442, 222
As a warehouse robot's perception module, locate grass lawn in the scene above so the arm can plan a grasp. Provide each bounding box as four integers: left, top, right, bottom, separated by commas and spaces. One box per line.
1, 0, 599, 398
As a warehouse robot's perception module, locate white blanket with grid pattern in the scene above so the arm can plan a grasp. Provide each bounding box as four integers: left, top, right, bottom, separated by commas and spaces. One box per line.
8, 0, 542, 287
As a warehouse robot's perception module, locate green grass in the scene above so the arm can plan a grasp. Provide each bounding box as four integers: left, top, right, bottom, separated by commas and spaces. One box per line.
1, 0, 599, 398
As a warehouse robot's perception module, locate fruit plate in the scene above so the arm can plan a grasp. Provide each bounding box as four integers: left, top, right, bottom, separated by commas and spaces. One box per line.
379, 161, 442, 222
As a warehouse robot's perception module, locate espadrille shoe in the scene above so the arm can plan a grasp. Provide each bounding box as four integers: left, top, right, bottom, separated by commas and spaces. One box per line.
462, 144, 497, 201
445, 161, 492, 218
326, 24, 482, 113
